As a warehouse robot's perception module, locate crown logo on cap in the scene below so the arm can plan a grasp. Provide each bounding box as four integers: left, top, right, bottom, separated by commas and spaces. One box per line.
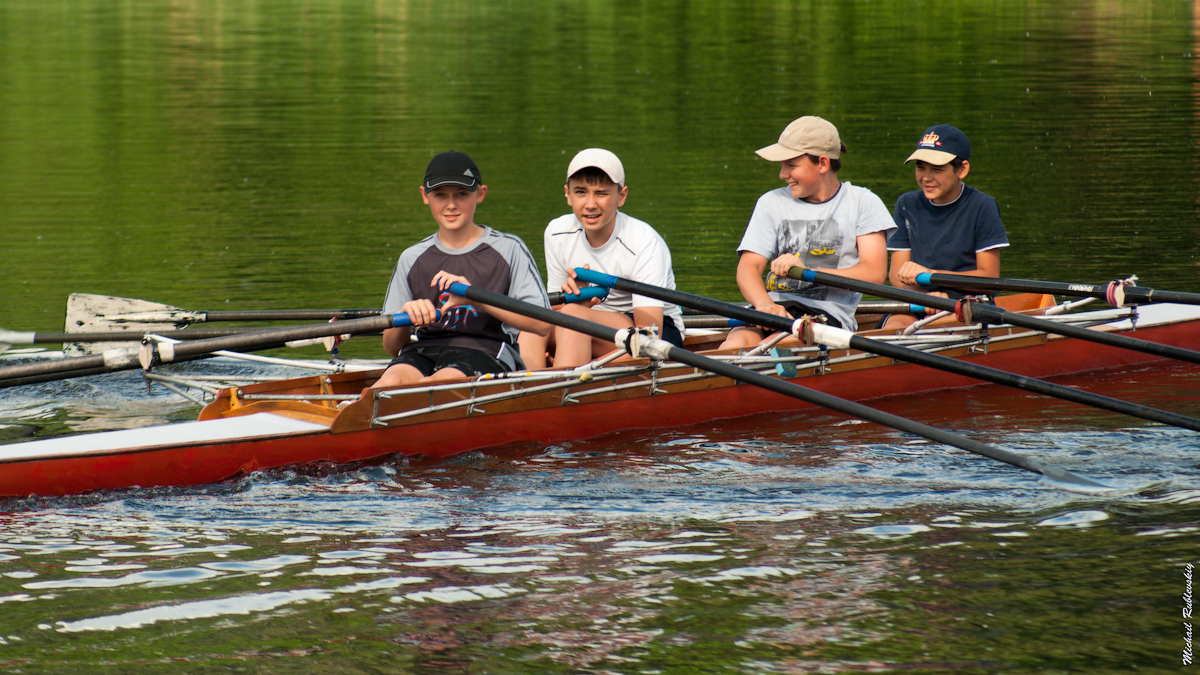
919, 133, 940, 148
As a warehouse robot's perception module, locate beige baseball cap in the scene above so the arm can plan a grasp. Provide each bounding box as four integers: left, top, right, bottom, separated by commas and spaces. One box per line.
567, 148, 625, 186
756, 116, 844, 161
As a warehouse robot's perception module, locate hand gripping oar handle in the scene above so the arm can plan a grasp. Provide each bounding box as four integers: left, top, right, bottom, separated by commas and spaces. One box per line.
792, 268, 1200, 366
547, 286, 608, 306
447, 280, 1118, 494
0, 311, 427, 388
573, 268, 1200, 433
914, 272, 1200, 307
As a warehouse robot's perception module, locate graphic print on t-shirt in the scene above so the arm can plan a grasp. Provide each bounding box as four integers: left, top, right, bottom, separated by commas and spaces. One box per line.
437, 292, 480, 331
763, 218, 844, 301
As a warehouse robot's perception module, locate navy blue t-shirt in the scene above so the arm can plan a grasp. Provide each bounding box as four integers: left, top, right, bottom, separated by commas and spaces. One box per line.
888, 185, 1009, 284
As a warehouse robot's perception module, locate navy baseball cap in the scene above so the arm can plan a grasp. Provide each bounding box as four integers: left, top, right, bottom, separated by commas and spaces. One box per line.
423, 151, 481, 191
905, 125, 971, 165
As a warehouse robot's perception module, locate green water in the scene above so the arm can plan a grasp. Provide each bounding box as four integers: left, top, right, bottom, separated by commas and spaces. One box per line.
2, 0, 1196, 349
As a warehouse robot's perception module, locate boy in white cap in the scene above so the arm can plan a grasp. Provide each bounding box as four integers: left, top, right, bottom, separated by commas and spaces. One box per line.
374, 151, 551, 388
719, 116, 895, 349
518, 148, 684, 368
881, 124, 1008, 330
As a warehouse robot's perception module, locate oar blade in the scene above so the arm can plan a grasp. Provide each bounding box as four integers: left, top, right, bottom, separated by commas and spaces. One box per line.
64, 294, 186, 356
1036, 464, 1132, 495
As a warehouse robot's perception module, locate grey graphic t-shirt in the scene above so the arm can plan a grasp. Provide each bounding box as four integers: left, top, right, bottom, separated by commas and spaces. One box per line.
736, 183, 896, 331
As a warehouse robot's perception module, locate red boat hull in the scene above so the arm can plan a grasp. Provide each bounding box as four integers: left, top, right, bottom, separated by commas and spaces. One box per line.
2, 312, 1197, 498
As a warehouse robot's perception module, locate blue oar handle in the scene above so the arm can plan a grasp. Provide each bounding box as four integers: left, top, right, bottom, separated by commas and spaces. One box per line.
437, 284, 606, 312
548, 286, 608, 305
573, 267, 619, 288
787, 270, 929, 315
914, 272, 933, 287
390, 310, 440, 328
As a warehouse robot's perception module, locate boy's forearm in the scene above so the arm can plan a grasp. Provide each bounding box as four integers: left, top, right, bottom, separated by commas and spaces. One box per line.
382, 326, 411, 357
479, 304, 551, 337
819, 262, 887, 285
631, 307, 665, 330
735, 255, 773, 308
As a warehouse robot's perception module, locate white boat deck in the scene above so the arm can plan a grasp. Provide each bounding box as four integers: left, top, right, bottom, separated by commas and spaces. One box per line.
0, 413, 329, 462
1111, 302, 1200, 329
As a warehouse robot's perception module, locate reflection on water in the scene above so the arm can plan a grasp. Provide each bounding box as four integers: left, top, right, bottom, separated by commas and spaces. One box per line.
0, 478, 1196, 671
0, 362, 1195, 671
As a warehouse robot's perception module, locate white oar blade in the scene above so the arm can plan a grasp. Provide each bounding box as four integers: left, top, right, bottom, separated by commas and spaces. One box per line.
0, 330, 36, 355
64, 293, 186, 356
1036, 465, 1137, 495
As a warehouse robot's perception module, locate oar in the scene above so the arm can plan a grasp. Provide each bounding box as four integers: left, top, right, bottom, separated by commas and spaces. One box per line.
444, 280, 1121, 494
789, 268, 1200, 366
0, 327, 329, 353
915, 272, 1200, 307
683, 315, 745, 329
1, 289, 608, 356
858, 300, 929, 315
69, 288, 607, 327
66, 292, 383, 325
571, 268, 1200, 433
681, 300, 924, 316
0, 312, 427, 389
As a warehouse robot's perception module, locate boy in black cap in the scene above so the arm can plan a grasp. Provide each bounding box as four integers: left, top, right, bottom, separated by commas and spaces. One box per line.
373, 151, 551, 388
882, 124, 1009, 330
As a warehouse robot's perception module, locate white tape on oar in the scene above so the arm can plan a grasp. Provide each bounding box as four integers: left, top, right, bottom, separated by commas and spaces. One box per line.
103, 346, 140, 368
0, 330, 35, 354
614, 328, 672, 361
0, 330, 36, 346
807, 323, 853, 350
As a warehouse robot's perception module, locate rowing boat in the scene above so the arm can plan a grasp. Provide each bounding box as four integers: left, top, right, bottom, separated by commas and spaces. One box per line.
1, 291, 1197, 498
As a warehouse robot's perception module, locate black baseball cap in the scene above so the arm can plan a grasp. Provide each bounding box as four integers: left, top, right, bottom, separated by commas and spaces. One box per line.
905, 124, 971, 164
423, 151, 481, 191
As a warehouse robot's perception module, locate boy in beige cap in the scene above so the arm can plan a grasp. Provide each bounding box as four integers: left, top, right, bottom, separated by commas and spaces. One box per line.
720, 116, 895, 349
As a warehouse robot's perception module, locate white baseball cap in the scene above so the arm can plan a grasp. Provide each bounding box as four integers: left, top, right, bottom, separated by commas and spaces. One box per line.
566, 148, 625, 186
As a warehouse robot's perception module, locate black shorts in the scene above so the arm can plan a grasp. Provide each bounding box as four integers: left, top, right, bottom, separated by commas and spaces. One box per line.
389, 344, 511, 378
623, 312, 685, 348
776, 301, 843, 329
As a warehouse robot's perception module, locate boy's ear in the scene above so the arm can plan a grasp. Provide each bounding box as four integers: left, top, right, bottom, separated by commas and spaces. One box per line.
420, 186, 430, 205
617, 185, 629, 207
475, 185, 488, 202
957, 161, 970, 180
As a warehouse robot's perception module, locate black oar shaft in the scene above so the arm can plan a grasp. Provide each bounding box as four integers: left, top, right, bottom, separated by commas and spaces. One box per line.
0, 314, 397, 387
794, 269, 1200, 366
23, 328, 315, 344
850, 334, 1200, 431
572, 268, 1200, 432
445, 282, 1058, 479
919, 272, 1200, 306
666, 345, 1045, 472
195, 309, 381, 322
100, 291, 598, 325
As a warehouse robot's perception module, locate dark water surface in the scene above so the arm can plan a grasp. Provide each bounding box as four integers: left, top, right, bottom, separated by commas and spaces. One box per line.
0, 0, 1199, 672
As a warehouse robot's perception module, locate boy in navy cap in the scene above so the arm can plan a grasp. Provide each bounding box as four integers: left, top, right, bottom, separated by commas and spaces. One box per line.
373, 151, 551, 388
882, 125, 1009, 330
